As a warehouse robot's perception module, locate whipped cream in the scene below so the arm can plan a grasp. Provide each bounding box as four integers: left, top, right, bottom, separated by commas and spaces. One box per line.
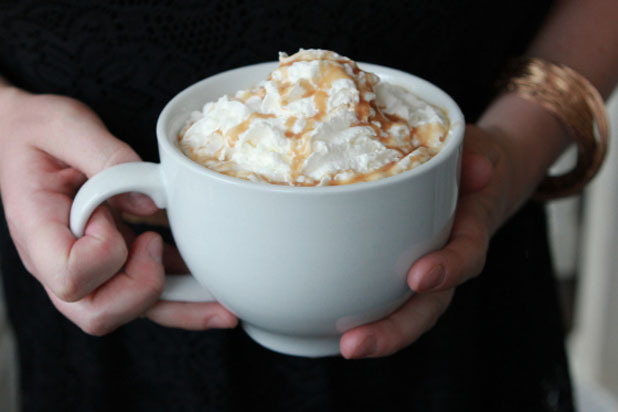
179, 49, 448, 186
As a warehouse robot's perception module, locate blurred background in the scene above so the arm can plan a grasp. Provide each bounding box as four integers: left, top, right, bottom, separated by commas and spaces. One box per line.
0, 92, 617, 411
554, 88, 618, 412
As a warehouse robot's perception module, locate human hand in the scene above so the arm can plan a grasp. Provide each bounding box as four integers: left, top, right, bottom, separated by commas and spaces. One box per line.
340, 124, 510, 359
0, 86, 237, 335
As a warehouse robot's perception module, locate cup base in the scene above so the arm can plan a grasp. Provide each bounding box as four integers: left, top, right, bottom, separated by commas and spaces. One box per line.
242, 322, 341, 358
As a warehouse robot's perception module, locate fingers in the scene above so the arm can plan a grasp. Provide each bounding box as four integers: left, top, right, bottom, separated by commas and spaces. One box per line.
460, 151, 493, 194
1, 93, 232, 335
460, 124, 498, 194
48, 232, 165, 335
1, 94, 160, 301
408, 125, 508, 294
142, 241, 237, 330
38, 207, 129, 301
341, 198, 487, 359
407, 197, 490, 293
5, 150, 131, 301
340, 290, 454, 359
46, 226, 237, 335
144, 301, 238, 330
344, 125, 513, 359
369, 186, 492, 360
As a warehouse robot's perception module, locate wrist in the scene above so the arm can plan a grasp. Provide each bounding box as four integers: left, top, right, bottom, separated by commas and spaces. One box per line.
487, 56, 609, 201
479, 91, 571, 179
476, 92, 571, 216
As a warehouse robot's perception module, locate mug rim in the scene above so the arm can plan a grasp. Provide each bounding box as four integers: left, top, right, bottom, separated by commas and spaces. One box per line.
156, 61, 465, 194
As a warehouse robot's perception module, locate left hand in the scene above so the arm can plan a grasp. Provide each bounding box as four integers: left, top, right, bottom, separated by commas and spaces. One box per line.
340, 124, 509, 359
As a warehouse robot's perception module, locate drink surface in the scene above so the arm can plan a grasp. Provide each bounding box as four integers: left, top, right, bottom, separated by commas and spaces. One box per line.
178, 49, 448, 186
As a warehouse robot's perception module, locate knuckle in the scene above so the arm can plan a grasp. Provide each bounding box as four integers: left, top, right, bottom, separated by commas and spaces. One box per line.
460, 236, 487, 278
101, 142, 139, 170
51, 273, 85, 303
425, 301, 443, 329
380, 318, 406, 356
74, 300, 120, 337
141, 274, 165, 300
195, 316, 212, 331
38, 94, 96, 123
468, 231, 489, 276
29, 95, 87, 129
59, 232, 128, 303
475, 201, 497, 239
99, 233, 129, 266
82, 225, 129, 268
474, 252, 487, 276
79, 311, 114, 337
48, 294, 115, 336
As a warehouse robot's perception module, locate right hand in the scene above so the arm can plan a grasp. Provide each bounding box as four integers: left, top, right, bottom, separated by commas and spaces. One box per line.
0, 84, 238, 335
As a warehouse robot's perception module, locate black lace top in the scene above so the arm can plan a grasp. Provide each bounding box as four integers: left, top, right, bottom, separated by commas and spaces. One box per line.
0, 1, 574, 411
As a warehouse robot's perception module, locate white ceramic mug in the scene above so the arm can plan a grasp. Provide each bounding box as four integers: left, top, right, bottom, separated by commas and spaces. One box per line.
70, 62, 465, 357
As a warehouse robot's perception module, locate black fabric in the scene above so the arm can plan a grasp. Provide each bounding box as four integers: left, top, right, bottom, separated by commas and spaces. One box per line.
0, 1, 574, 411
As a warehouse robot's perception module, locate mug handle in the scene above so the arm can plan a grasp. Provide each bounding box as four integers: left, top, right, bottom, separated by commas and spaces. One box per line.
69, 162, 216, 302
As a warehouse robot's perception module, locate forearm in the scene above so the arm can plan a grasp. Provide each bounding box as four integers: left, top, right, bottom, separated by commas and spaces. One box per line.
526, 0, 618, 97
478, 0, 618, 226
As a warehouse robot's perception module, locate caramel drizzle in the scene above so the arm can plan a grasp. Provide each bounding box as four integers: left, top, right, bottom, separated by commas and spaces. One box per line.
180, 53, 447, 186
226, 112, 276, 147
280, 55, 418, 156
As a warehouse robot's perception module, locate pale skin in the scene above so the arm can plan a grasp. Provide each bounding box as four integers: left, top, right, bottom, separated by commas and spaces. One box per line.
0, 0, 617, 359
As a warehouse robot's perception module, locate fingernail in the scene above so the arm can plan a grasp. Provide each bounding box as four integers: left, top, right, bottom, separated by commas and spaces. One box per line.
148, 236, 163, 264
415, 264, 445, 292
206, 315, 233, 329
351, 335, 377, 359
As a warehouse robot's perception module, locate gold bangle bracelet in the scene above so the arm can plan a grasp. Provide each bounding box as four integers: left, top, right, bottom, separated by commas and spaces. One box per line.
502, 57, 609, 201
